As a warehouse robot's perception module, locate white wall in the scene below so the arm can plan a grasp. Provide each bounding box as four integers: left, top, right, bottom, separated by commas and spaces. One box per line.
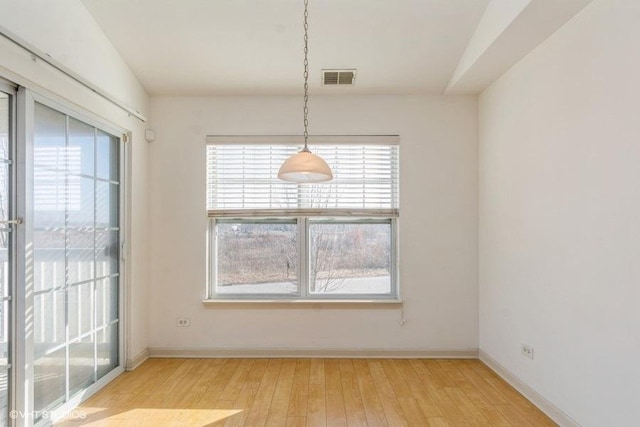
148, 95, 478, 352
0, 0, 148, 115
0, 0, 150, 363
479, 0, 640, 425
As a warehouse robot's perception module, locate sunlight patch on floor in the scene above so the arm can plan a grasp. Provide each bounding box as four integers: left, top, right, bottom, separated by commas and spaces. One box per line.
56, 407, 244, 426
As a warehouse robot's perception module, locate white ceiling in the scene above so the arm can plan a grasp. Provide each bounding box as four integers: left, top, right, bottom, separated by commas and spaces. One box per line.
81, 0, 491, 96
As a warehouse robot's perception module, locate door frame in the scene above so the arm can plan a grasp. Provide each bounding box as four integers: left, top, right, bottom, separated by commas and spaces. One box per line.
0, 77, 18, 427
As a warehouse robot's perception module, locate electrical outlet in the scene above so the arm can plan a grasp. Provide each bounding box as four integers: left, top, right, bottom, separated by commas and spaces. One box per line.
176, 317, 191, 327
521, 344, 534, 360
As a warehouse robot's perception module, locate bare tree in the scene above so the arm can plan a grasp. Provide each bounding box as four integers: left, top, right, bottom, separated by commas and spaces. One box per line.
309, 230, 346, 293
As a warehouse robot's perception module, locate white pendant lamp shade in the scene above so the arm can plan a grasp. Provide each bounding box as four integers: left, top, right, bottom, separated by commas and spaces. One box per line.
278, 149, 333, 183
277, 0, 333, 183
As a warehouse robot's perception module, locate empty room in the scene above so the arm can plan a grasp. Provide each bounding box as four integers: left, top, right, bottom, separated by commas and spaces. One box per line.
0, 0, 638, 425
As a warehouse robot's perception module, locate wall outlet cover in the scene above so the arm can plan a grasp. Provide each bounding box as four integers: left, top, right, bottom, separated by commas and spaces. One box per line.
176, 318, 191, 327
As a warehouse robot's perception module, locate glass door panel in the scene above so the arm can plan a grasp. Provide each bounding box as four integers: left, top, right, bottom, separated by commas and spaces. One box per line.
33, 102, 67, 412
33, 102, 120, 418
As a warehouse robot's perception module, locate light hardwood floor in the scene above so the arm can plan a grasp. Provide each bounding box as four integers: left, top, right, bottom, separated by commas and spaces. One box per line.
56, 358, 556, 426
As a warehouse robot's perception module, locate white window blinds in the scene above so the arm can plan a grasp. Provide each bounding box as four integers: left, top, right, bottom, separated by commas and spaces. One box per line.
206, 137, 399, 217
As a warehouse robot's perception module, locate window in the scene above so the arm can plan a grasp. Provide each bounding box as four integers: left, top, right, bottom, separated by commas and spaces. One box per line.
206, 136, 399, 300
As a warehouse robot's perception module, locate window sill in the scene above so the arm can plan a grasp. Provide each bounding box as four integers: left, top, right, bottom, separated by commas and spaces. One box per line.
202, 298, 403, 307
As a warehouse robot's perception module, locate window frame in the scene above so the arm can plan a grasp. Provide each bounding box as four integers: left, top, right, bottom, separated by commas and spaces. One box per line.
208, 216, 399, 301
209, 216, 302, 299
205, 135, 400, 303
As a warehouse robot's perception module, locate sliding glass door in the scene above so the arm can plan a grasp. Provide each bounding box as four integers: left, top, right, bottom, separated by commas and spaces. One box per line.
32, 101, 120, 417
0, 81, 126, 425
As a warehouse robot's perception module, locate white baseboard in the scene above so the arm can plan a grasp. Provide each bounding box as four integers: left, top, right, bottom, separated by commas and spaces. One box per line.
479, 350, 580, 427
148, 347, 478, 359
126, 348, 150, 370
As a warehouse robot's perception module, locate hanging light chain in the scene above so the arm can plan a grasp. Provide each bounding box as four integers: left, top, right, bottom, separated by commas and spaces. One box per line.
302, 0, 310, 152
277, 0, 333, 182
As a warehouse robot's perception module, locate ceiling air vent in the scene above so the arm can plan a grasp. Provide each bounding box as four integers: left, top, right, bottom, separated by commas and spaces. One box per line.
322, 69, 356, 86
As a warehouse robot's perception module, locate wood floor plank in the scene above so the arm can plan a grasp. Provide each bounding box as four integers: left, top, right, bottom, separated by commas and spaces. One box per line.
465, 398, 512, 427
409, 359, 446, 390
309, 359, 325, 386
223, 381, 261, 427
244, 359, 283, 427
437, 360, 471, 386
287, 359, 311, 418
338, 359, 358, 390
218, 359, 256, 402
392, 359, 428, 393
444, 387, 491, 426
413, 390, 444, 419
307, 359, 327, 426
425, 360, 458, 388
494, 403, 537, 427
161, 359, 214, 409
381, 360, 413, 398
442, 361, 511, 427
265, 359, 297, 427
428, 417, 452, 427
101, 360, 156, 396
135, 361, 193, 407
178, 359, 227, 409
394, 359, 446, 420
457, 362, 508, 405
196, 359, 242, 409
339, 359, 368, 426
56, 358, 557, 427
138, 359, 191, 397
224, 360, 270, 427
306, 383, 327, 427
468, 360, 499, 379
352, 359, 387, 427
398, 397, 430, 426
325, 388, 348, 427
483, 375, 556, 426
341, 389, 369, 427
368, 360, 408, 427
285, 416, 306, 427
424, 381, 470, 426
324, 359, 342, 391
408, 360, 467, 425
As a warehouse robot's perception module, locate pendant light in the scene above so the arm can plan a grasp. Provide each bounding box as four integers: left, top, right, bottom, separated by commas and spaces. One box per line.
278, 0, 333, 183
